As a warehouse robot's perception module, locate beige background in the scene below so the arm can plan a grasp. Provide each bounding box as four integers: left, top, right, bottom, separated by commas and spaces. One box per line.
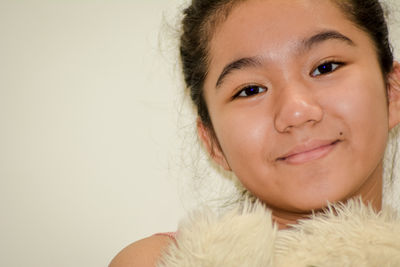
0, 1, 188, 266
0, 1, 399, 267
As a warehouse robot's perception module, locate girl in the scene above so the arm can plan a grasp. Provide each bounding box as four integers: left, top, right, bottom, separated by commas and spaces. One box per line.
111, 0, 400, 266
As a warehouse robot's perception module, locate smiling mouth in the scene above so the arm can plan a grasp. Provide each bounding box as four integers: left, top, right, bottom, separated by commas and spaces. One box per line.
277, 140, 341, 164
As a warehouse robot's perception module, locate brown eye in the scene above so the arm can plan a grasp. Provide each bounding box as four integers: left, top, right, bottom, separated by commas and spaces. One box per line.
311, 62, 342, 77
236, 85, 267, 98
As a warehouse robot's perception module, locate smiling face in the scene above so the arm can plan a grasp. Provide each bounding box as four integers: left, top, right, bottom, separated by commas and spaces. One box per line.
199, 0, 397, 212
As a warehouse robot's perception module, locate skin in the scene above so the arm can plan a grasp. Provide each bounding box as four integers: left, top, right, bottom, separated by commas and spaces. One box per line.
199, 0, 400, 228
109, 235, 171, 267
110, 0, 400, 266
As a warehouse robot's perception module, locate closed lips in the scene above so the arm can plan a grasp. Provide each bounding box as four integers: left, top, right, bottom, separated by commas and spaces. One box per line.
277, 140, 341, 161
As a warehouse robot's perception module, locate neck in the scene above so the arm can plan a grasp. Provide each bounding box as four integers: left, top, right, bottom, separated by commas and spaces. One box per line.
271, 163, 383, 230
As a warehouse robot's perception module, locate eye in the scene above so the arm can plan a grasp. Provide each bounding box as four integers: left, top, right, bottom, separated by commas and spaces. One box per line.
311, 61, 343, 77
234, 85, 268, 98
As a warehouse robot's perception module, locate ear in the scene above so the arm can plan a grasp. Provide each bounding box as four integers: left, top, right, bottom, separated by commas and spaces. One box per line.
197, 118, 231, 171
388, 61, 400, 129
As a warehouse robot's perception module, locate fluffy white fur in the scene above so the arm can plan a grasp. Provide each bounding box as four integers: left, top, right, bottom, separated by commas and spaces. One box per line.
383, 125, 400, 214
158, 202, 276, 267
158, 199, 400, 266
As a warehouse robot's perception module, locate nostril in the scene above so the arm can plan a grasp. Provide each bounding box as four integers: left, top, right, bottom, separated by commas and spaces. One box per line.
282, 125, 293, 133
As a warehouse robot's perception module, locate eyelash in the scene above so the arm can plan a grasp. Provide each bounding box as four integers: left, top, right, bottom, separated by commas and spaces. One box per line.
233, 84, 268, 99
310, 60, 344, 77
233, 60, 344, 99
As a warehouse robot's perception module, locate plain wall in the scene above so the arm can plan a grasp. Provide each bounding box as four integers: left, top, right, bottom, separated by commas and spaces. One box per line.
0, 1, 399, 267
0, 1, 188, 266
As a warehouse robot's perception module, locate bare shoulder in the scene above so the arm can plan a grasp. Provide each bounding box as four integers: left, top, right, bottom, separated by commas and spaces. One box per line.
109, 235, 173, 267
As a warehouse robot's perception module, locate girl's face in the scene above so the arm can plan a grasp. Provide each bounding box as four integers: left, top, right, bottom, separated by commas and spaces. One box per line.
200, 0, 400, 212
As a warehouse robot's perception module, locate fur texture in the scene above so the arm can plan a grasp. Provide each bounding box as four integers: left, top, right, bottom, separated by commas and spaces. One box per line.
383, 125, 400, 214
158, 199, 400, 266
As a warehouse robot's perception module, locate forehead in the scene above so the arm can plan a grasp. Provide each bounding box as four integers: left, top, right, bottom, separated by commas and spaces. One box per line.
206, 0, 364, 84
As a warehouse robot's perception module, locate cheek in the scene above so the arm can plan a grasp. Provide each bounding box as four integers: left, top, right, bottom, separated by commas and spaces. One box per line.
211, 105, 273, 167
323, 73, 389, 157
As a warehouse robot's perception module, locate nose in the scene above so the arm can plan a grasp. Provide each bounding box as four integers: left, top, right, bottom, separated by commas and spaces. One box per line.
274, 82, 323, 133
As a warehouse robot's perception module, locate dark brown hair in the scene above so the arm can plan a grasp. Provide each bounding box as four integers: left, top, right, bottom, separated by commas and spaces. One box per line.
179, 0, 394, 130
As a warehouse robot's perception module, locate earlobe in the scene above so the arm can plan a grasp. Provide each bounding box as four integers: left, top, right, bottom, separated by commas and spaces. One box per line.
197, 118, 231, 171
388, 61, 400, 129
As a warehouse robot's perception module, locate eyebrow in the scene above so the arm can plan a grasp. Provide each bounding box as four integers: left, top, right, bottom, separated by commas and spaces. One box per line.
215, 30, 355, 88
302, 30, 355, 51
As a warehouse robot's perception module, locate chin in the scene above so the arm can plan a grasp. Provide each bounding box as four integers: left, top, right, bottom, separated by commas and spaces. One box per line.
287, 174, 366, 212
280, 188, 355, 213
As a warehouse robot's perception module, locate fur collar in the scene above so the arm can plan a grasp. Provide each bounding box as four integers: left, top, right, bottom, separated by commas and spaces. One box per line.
383, 125, 400, 214
158, 199, 400, 266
